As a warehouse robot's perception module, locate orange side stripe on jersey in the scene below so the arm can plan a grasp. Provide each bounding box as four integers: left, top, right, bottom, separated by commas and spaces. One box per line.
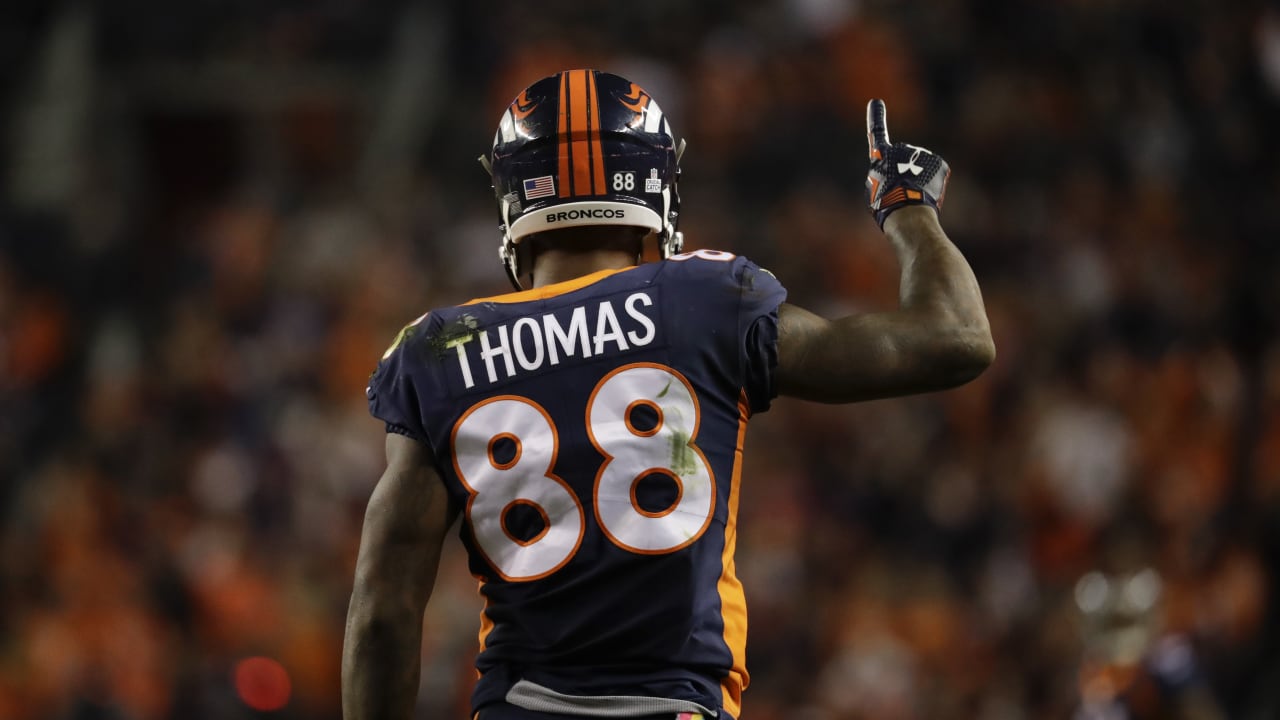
475, 578, 494, 678
557, 71, 572, 198
568, 69, 593, 196
462, 266, 632, 306
586, 70, 606, 194
717, 391, 751, 719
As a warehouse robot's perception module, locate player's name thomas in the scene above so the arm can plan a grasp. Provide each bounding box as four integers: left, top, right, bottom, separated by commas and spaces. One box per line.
450, 290, 658, 389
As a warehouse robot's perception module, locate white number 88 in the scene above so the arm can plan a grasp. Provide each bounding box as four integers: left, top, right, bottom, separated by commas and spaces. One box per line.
451, 363, 715, 581
611, 172, 635, 191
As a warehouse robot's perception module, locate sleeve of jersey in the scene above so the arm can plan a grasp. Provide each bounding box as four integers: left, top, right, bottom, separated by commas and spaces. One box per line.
734, 256, 787, 415
366, 324, 433, 445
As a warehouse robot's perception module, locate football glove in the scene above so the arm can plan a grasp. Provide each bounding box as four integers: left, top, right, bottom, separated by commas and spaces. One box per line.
864, 99, 950, 229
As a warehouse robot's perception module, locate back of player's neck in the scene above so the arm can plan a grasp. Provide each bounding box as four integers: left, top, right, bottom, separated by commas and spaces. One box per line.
531, 250, 637, 288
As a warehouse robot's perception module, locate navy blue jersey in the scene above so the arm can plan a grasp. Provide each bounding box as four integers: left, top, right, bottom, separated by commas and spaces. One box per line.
367, 251, 786, 718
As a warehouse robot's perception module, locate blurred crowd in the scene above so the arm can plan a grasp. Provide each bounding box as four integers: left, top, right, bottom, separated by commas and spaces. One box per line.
2, 0, 1279, 718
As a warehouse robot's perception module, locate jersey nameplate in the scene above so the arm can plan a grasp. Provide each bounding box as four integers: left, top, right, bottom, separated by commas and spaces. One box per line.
450, 289, 661, 391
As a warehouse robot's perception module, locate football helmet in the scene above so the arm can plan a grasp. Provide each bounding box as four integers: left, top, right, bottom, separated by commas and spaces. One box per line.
481, 69, 684, 289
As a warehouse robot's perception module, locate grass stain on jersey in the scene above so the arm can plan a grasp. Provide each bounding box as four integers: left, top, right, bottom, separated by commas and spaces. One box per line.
429, 314, 479, 359
382, 323, 416, 359
669, 429, 698, 476
657, 379, 672, 398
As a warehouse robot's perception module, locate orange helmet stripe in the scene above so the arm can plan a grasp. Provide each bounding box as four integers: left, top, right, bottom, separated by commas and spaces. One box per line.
556, 70, 611, 198
557, 71, 572, 198
586, 71, 606, 194
554, 69, 608, 198
569, 69, 592, 196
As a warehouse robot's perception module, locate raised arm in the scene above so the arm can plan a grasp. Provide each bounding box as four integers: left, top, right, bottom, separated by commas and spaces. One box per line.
776, 100, 995, 403
343, 433, 458, 720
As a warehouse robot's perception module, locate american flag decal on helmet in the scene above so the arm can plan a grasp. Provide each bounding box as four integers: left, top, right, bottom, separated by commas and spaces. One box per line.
523, 175, 555, 200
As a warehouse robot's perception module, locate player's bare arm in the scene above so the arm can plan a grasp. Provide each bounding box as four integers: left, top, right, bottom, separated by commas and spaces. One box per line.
776, 100, 995, 403
776, 207, 993, 401
342, 433, 458, 720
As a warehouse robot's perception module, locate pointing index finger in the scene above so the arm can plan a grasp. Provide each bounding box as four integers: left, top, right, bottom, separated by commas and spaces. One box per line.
866, 98, 890, 159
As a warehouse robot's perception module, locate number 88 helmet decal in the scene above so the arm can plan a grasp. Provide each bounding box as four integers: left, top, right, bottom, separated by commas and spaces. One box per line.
481, 69, 685, 289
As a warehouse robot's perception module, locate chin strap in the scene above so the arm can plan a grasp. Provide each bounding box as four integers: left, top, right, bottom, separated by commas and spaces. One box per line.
658, 228, 684, 259
484, 153, 526, 290
498, 195, 525, 290
657, 154, 684, 259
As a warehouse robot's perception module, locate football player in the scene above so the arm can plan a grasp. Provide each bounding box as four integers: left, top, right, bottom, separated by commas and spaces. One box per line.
343, 69, 993, 720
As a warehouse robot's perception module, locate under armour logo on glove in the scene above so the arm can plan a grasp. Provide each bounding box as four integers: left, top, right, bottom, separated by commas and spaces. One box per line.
865, 99, 950, 229
897, 145, 930, 175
